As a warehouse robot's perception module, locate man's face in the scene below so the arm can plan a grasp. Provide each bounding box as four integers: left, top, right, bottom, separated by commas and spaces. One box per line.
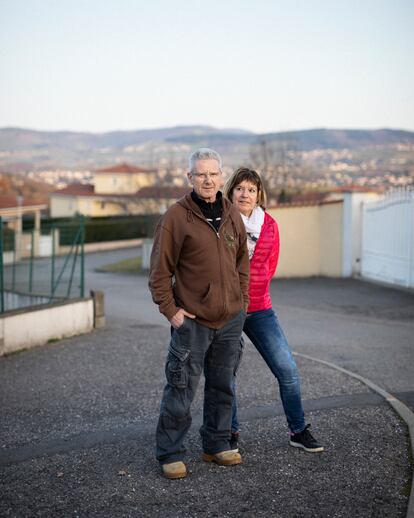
188, 158, 223, 203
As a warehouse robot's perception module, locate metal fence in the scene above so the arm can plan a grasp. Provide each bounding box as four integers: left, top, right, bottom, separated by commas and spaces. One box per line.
361, 187, 414, 288
0, 216, 85, 313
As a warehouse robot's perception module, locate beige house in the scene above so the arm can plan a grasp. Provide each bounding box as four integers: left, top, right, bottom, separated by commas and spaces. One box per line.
134, 186, 190, 214
50, 163, 158, 217
94, 163, 156, 194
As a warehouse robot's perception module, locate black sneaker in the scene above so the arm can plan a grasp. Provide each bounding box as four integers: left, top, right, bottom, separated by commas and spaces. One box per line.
289, 425, 324, 453
229, 432, 240, 452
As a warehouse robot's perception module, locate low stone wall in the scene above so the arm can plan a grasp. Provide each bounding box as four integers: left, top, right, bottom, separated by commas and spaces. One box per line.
0, 297, 97, 356
59, 238, 142, 256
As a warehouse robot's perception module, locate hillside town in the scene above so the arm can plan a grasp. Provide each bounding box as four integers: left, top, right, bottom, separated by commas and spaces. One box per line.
0, 127, 413, 214
0, 145, 413, 217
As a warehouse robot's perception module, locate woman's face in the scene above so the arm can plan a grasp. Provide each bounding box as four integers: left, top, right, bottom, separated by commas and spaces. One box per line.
231, 180, 259, 217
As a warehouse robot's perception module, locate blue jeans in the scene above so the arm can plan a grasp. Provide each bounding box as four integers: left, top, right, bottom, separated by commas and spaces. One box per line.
231, 308, 306, 434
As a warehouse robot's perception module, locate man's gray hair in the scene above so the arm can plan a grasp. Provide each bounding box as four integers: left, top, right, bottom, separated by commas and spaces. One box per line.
189, 148, 222, 173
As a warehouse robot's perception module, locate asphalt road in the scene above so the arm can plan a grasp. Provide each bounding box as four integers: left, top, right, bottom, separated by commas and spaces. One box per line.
0, 247, 413, 517
85, 248, 414, 401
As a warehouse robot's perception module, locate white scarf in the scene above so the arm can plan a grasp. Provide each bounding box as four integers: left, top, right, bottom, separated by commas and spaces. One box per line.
240, 206, 265, 259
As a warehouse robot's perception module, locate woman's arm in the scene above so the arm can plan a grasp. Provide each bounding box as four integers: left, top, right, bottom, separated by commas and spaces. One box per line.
268, 218, 280, 279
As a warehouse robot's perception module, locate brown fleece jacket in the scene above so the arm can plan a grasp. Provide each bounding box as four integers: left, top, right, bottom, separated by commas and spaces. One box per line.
148, 193, 249, 329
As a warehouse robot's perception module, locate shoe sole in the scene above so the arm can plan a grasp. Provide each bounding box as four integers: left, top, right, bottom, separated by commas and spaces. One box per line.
202, 453, 242, 466
289, 441, 324, 453
162, 470, 187, 480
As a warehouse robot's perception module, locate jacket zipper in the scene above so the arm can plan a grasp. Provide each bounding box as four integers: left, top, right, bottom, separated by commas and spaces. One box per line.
190, 210, 228, 318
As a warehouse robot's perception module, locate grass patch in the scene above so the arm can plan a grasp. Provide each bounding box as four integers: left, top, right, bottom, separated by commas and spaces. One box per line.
98, 256, 142, 274
4, 347, 30, 357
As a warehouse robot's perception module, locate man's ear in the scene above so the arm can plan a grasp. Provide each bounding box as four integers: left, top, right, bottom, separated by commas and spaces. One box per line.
187, 172, 193, 186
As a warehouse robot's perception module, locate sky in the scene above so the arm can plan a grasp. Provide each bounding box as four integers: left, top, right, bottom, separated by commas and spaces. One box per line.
0, 0, 413, 134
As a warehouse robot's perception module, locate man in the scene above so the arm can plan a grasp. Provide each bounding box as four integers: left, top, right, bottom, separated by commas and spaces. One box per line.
149, 148, 249, 479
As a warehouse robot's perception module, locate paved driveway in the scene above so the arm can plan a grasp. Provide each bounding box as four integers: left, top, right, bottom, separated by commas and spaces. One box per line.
0, 248, 412, 517
86, 249, 414, 402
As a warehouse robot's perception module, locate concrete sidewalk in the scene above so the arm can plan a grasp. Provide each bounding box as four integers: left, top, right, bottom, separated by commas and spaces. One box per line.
0, 267, 413, 517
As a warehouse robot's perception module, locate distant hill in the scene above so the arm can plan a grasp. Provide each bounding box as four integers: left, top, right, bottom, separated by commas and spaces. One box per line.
261, 128, 414, 150
0, 126, 413, 171
0, 125, 254, 152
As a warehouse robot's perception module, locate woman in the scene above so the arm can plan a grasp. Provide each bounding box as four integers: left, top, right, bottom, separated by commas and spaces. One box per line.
224, 167, 323, 453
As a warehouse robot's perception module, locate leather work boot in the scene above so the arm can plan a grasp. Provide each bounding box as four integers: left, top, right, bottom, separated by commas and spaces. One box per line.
161, 461, 187, 479
202, 450, 242, 466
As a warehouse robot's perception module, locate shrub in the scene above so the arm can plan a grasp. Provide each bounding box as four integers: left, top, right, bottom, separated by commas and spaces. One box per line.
23, 214, 160, 246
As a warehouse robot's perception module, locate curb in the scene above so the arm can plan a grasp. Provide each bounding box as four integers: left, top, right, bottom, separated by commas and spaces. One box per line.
294, 351, 414, 518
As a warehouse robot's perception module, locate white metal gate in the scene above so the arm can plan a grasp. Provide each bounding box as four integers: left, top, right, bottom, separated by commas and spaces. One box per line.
361, 188, 414, 288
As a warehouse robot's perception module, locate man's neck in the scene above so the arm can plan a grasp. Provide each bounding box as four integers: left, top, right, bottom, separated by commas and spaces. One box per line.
191, 191, 223, 232
191, 190, 222, 206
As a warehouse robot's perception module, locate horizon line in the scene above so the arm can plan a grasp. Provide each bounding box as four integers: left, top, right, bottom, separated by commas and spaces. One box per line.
1, 125, 414, 136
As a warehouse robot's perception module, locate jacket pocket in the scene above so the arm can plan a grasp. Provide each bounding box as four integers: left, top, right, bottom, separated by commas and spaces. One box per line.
201, 283, 212, 303
195, 282, 226, 321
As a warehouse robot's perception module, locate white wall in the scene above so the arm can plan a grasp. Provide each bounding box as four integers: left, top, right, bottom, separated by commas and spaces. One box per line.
50, 196, 78, 217
0, 298, 94, 356
342, 192, 381, 276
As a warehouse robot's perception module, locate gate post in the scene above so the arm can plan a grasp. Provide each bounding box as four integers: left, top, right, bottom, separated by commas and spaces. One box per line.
0, 217, 4, 314
409, 192, 414, 288
80, 216, 85, 298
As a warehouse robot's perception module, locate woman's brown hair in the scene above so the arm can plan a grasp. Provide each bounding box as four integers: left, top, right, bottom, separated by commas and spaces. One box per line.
224, 167, 267, 209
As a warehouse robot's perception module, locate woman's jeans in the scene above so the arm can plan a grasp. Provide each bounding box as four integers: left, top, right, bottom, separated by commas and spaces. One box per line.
231, 308, 306, 434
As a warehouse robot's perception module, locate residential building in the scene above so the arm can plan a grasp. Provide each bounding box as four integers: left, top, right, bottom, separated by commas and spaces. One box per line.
0, 195, 48, 260
50, 162, 158, 217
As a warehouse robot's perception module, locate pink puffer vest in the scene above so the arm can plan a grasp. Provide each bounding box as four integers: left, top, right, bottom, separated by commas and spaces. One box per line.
247, 212, 280, 313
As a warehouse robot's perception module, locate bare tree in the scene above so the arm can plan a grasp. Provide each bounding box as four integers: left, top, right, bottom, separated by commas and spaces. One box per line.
249, 134, 300, 203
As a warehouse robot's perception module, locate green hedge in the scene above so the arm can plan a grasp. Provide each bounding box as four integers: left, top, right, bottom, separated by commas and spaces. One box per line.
1, 227, 15, 252
83, 215, 160, 244
23, 215, 161, 246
